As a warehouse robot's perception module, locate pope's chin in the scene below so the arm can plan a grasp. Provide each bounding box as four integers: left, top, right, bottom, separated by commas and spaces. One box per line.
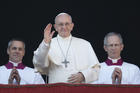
59, 33, 70, 38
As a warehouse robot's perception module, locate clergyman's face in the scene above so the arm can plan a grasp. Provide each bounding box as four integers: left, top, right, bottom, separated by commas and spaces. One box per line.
7, 41, 25, 63
54, 14, 74, 38
104, 35, 124, 59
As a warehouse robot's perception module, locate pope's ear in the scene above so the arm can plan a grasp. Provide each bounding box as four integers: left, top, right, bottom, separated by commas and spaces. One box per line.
70, 23, 74, 31
53, 24, 57, 31
72, 22, 74, 27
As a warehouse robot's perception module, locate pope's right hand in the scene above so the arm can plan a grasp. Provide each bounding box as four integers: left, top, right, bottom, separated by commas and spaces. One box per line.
44, 23, 55, 44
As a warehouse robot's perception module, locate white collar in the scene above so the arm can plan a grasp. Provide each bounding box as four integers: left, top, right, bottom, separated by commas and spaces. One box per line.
57, 34, 72, 41
108, 57, 121, 63
9, 60, 22, 66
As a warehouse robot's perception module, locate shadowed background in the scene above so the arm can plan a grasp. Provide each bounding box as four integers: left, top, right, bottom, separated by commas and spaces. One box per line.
0, 0, 140, 68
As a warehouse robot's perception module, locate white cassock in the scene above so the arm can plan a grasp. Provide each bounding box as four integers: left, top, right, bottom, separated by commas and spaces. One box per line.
0, 66, 45, 85
33, 35, 100, 83
92, 62, 140, 84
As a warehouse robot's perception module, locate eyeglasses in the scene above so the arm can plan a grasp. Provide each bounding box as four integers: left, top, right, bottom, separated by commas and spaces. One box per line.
56, 22, 72, 27
106, 44, 121, 48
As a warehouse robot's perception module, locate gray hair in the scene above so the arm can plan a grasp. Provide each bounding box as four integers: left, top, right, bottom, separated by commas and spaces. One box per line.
54, 13, 72, 24
104, 32, 123, 45
8, 38, 25, 49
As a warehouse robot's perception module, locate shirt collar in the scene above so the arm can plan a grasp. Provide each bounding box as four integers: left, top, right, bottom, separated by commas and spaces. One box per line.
105, 57, 123, 66
9, 60, 22, 66
5, 61, 25, 69
108, 57, 121, 63
57, 34, 72, 41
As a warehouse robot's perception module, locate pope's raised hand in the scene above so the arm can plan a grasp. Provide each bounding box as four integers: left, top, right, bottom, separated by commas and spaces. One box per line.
44, 23, 55, 44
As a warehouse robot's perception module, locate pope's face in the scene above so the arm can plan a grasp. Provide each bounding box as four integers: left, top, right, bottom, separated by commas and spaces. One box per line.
7, 41, 25, 63
104, 35, 124, 59
54, 14, 74, 38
